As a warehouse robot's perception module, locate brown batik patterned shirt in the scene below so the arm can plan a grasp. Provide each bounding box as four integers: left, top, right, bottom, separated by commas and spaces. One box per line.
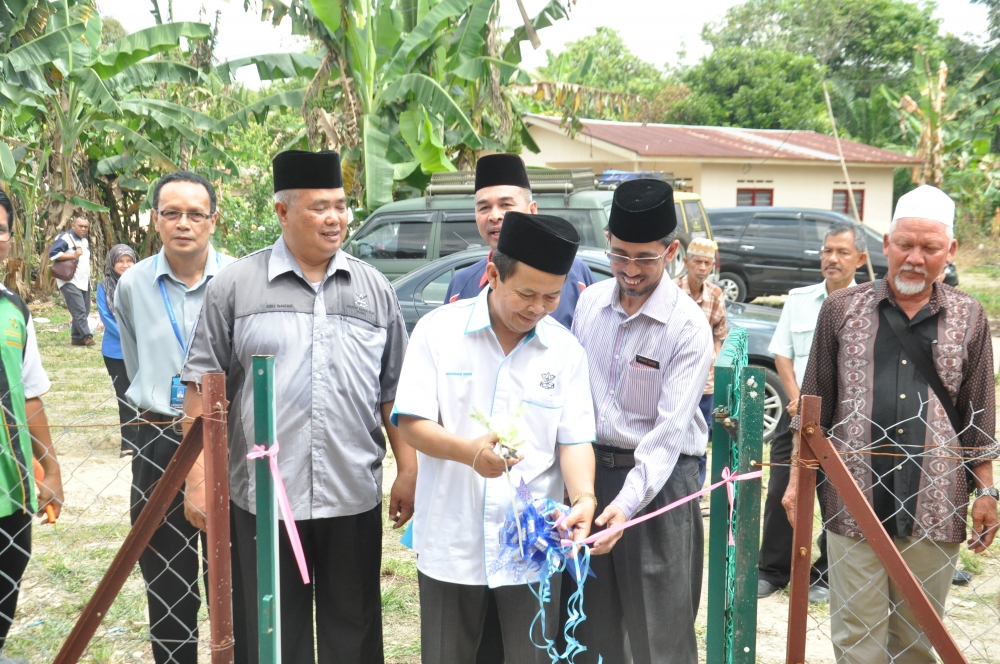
792, 280, 996, 543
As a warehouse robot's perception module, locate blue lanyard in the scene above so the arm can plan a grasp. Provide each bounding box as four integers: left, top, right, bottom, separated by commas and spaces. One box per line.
158, 277, 197, 354
153, 252, 219, 354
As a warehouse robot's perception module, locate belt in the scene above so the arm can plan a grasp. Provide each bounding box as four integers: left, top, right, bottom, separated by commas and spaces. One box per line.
140, 410, 185, 435
593, 443, 635, 468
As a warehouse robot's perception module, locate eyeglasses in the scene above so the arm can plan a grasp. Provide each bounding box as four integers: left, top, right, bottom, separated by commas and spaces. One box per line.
605, 249, 668, 267
157, 210, 211, 223
0, 228, 10, 241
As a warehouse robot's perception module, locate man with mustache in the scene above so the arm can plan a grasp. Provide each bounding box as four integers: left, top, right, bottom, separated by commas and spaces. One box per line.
181, 150, 414, 663
115, 171, 237, 664
782, 185, 998, 663
572, 179, 713, 664
757, 221, 868, 604
445, 154, 595, 328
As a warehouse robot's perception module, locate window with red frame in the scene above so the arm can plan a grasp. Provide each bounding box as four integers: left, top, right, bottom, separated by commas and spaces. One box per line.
832, 189, 864, 220
736, 189, 773, 206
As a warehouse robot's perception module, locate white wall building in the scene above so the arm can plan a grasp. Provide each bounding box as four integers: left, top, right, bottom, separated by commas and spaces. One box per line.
520, 115, 922, 233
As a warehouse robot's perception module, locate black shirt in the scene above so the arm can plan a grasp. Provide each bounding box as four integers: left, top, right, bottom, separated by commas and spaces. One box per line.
871, 300, 939, 537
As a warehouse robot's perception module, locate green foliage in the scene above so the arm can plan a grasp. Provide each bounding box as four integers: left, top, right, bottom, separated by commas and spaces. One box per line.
702, 0, 940, 91
536, 28, 664, 101
666, 47, 827, 130
215, 122, 283, 257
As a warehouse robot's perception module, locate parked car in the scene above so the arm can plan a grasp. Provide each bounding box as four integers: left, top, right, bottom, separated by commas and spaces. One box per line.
390, 248, 788, 442
344, 169, 715, 281
707, 207, 959, 302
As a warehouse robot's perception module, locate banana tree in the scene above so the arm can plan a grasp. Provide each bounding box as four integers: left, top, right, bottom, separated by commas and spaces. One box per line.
248, 0, 561, 211
884, 46, 1000, 188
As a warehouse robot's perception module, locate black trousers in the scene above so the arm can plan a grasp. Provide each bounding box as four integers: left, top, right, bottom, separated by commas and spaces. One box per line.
758, 410, 828, 588
418, 571, 560, 664
231, 502, 384, 664
131, 420, 206, 664
0, 511, 31, 652
59, 283, 90, 342
102, 356, 138, 453
577, 455, 703, 664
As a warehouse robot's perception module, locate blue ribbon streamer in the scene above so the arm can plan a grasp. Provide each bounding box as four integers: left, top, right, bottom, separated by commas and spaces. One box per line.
492, 479, 601, 663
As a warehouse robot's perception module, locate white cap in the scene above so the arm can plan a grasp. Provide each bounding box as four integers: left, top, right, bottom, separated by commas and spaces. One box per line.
891, 185, 954, 229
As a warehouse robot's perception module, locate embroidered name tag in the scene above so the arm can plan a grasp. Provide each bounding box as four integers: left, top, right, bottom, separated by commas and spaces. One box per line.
634, 355, 660, 369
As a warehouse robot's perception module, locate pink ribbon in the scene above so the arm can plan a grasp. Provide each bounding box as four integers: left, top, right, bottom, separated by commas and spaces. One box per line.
247, 442, 310, 584
566, 466, 763, 547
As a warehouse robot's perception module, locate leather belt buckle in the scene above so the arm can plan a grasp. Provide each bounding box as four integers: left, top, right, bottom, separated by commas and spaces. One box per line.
594, 448, 616, 468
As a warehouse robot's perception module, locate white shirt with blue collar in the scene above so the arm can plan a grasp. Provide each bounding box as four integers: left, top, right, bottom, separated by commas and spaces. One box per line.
392, 287, 596, 587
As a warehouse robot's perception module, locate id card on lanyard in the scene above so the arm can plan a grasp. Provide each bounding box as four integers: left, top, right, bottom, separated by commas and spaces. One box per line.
158, 276, 198, 410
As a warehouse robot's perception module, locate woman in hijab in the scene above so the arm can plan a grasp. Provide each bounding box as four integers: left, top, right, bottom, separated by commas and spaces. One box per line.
96, 245, 138, 457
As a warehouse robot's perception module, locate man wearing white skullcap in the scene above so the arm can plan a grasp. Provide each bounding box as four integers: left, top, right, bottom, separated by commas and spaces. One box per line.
782, 184, 998, 663
673, 238, 726, 489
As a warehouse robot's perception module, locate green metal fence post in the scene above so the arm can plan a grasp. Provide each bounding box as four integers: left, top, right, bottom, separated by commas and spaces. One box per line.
253, 356, 280, 664
731, 366, 765, 664
706, 329, 743, 664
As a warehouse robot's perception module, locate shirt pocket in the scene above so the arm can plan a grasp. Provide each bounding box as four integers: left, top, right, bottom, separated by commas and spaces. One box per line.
790, 323, 815, 358
619, 364, 662, 417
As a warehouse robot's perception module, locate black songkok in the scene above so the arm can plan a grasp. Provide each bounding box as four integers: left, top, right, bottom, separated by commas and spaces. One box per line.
608, 179, 677, 243
272, 150, 343, 192
475, 154, 531, 192
497, 212, 579, 276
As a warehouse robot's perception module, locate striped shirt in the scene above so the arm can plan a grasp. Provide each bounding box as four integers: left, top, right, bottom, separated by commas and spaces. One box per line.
572, 276, 713, 518
674, 275, 727, 394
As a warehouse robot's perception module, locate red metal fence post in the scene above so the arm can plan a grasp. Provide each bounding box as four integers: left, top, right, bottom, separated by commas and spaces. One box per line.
203, 373, 234, 664
785, 396, 818, 664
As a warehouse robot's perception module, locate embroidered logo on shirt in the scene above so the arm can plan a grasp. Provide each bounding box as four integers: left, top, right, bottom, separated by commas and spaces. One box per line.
540, 372, 556, 390
355, 293, 369, 309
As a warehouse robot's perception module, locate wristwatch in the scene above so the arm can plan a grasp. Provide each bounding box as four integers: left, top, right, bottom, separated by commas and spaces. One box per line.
974, 487, 999, 501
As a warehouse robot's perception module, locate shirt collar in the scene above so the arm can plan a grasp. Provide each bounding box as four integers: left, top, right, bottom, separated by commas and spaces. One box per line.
463, 286, 549, 348
153, 244, 223, 284
267, 235, 350, 283
603, 274, 676, 325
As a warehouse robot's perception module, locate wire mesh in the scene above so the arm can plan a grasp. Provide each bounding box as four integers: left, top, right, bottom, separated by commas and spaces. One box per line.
0, 370, 214, 664
788, 396, 1000, 663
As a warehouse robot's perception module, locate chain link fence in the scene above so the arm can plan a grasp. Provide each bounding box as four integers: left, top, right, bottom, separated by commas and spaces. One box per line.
0, 370, 221, 663
786, 395, 1000, 663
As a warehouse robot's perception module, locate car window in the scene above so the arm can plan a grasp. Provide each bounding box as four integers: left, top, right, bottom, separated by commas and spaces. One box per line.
683, 201, 708, 237
707, 212, 749, 237
803, 219, 832, 243
559, 210, 599, 247
351, 218, 432, 259
674, 203, 685, 231
440, 219, 484, 256
421, 269, 452, 304
745, 216, 799, 240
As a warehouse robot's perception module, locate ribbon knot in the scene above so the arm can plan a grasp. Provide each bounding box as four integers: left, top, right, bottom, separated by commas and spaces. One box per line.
247, 442, 310, 584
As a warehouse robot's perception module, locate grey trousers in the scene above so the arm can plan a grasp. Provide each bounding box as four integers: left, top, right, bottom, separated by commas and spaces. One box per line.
60, 283, 90, 342
827, 532, 960, 664
418, 571, 561, 664
576, 454, 703, 664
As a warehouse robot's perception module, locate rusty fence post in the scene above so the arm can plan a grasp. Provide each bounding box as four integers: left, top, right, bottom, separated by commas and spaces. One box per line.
794, 395, 969, 664
785, 397, 819, 664
53, 417, 205, 664
203, 373, 234, 664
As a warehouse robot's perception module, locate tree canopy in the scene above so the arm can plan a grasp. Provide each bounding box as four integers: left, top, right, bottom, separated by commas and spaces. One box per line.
666, 47, 826, 130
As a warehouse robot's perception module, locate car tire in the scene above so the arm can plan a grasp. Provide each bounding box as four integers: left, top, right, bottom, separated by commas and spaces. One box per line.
718, 272, 747, 303
753, 365, 788, 444
667, 241, 687, 279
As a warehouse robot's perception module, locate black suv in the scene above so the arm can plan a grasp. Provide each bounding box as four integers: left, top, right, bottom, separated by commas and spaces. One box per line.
707, 207, 958, 302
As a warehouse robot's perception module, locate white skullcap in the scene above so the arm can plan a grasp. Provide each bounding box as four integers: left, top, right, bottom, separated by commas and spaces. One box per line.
891, 185, 954, 229
687, 237, 717, 259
